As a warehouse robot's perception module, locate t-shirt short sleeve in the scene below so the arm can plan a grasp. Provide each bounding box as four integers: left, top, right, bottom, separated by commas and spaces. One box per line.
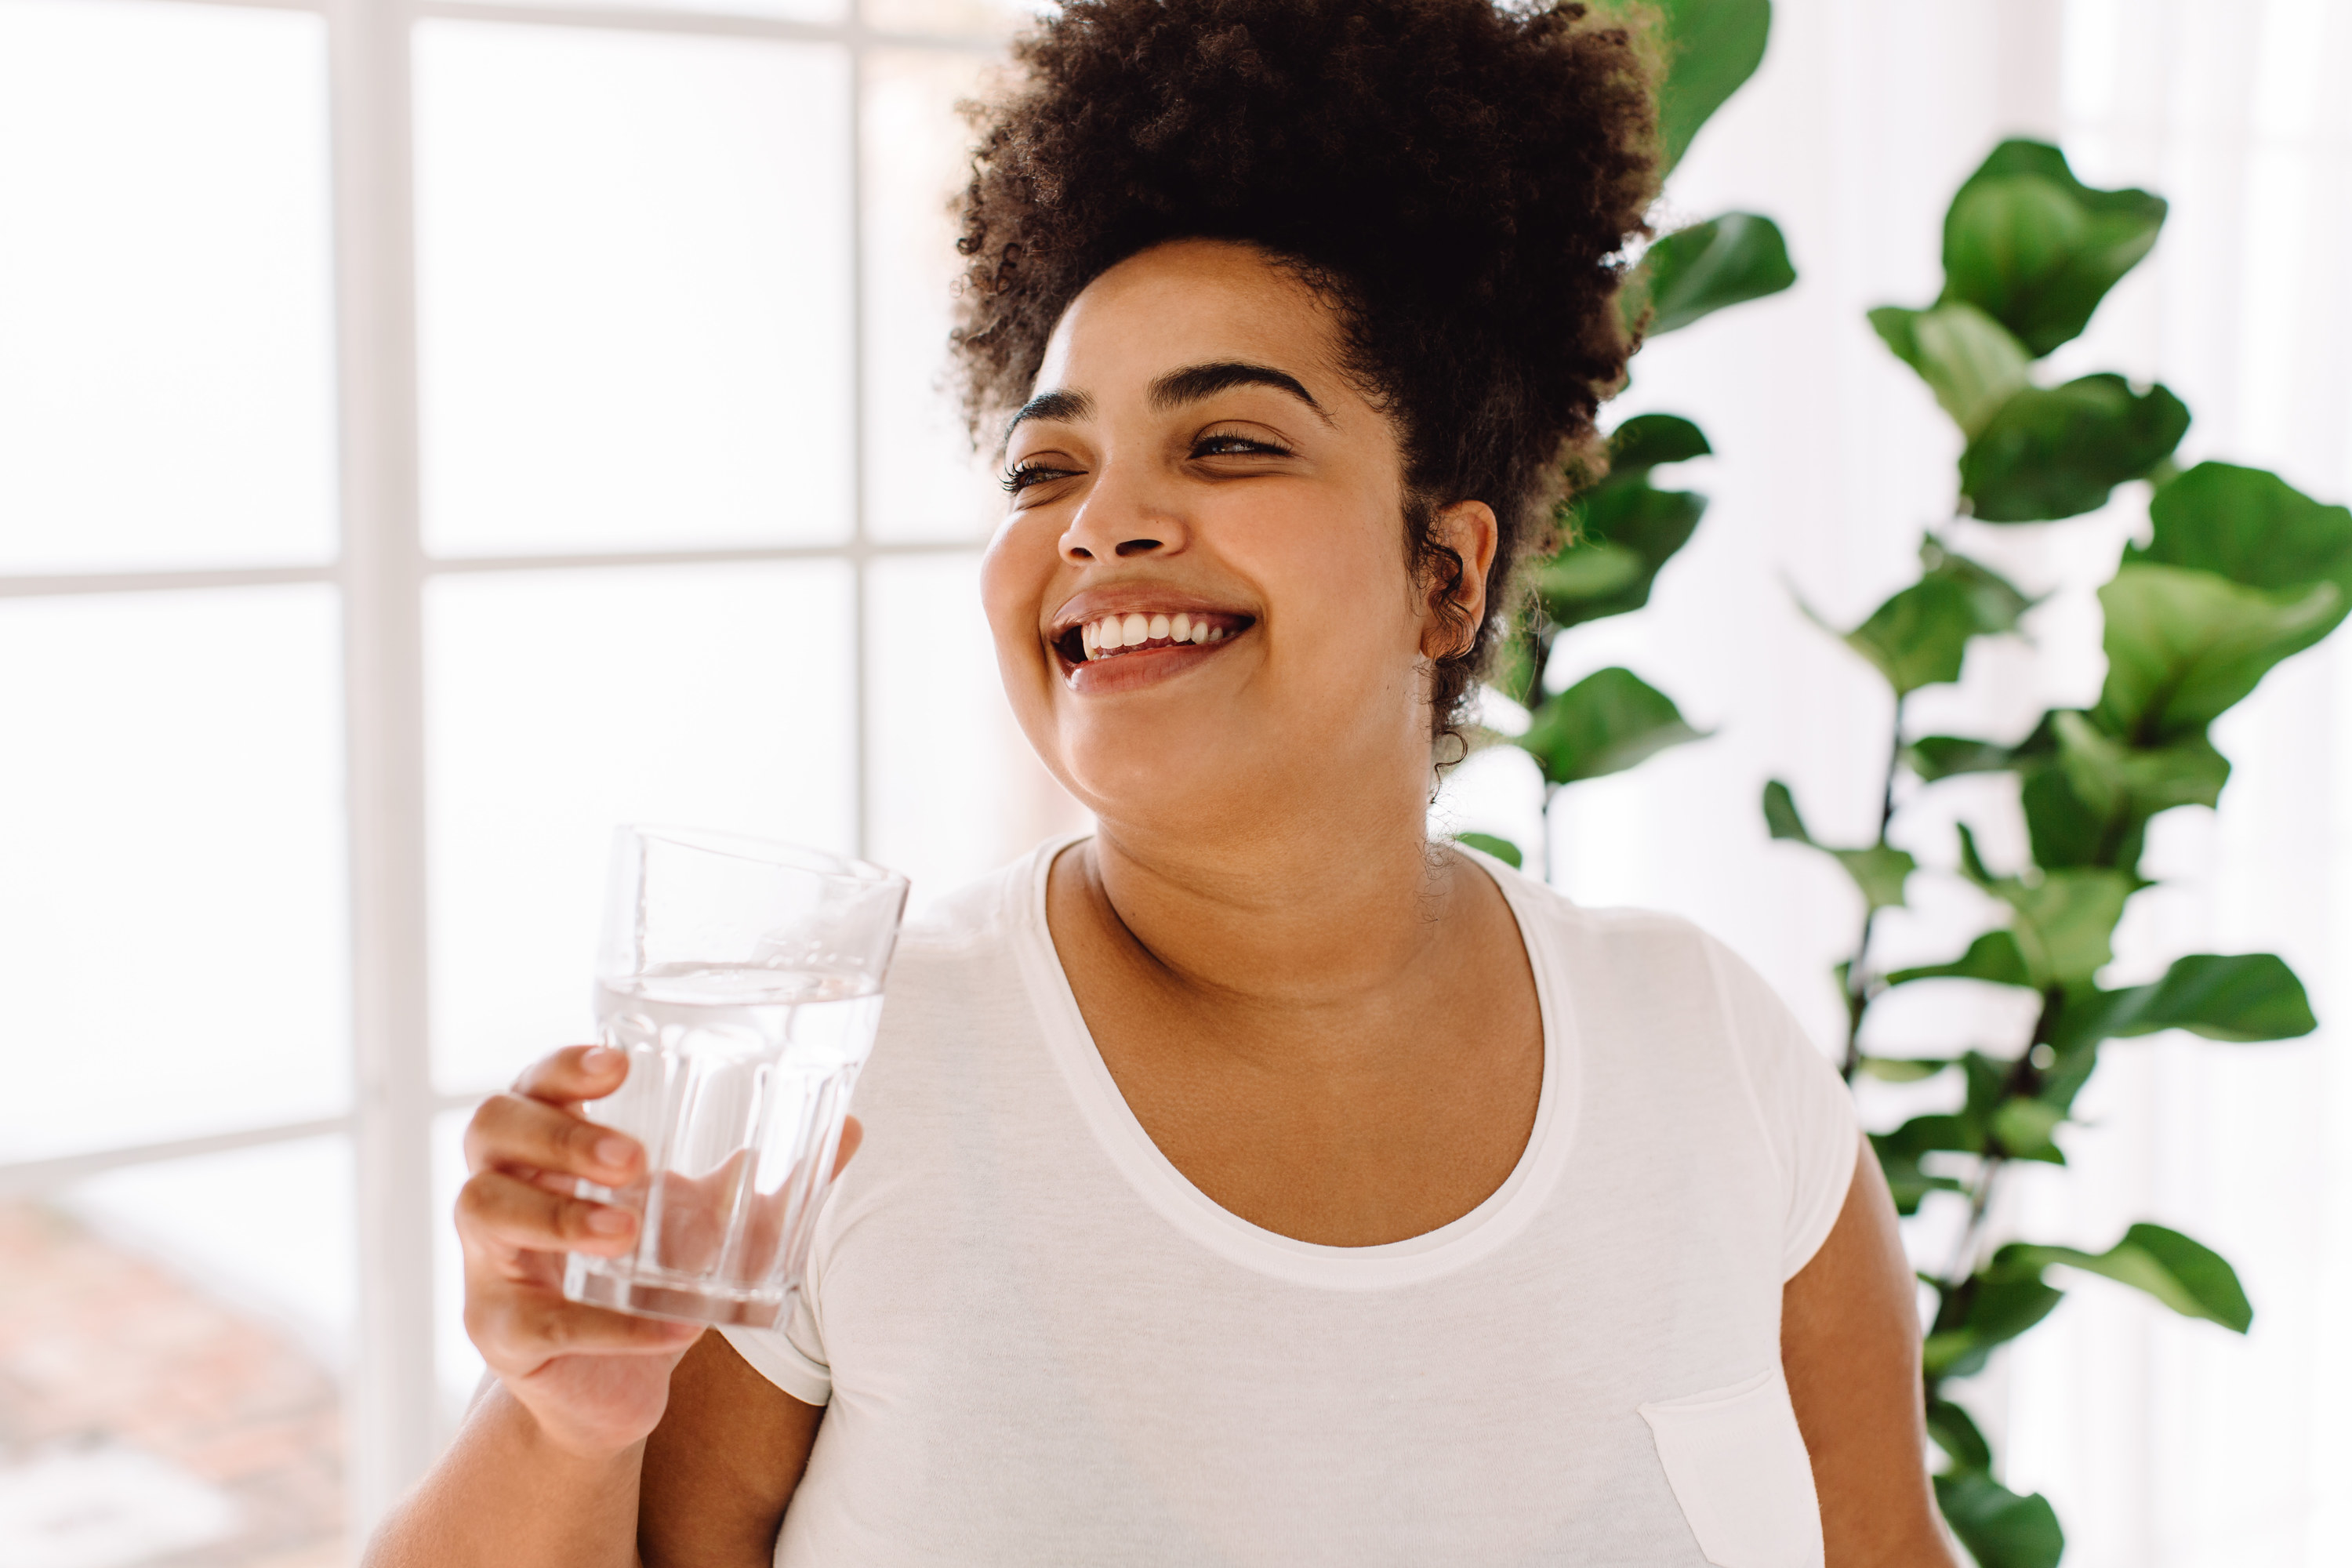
1700, 935, 1861, 1279
718, 1278, 833, 1406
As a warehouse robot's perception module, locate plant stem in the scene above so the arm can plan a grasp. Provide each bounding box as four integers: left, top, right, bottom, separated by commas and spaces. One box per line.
1947, 1154, 2006, 1284
1838, 699, 1909, 1080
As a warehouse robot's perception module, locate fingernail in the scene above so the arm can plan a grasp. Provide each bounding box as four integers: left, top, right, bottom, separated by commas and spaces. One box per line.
596, 1136, 634, 1170
586, 1207, 630, 1236
584, 1047, 622, 1071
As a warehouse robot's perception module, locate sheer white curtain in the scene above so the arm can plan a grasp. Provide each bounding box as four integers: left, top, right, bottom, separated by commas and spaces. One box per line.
1444, 1, 2352, 1562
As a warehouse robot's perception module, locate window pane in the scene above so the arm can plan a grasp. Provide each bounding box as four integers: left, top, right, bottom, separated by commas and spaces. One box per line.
864, 48, 1007, 543
866, 554, 1081, 908
492, 0, 844, 20
8, 1136, 354, 1563
0, 589, 350, 1162
865, 0, 1049, 33
0, 0, 336, 575
426, 563, 855, 1094
415, 24, 853, 558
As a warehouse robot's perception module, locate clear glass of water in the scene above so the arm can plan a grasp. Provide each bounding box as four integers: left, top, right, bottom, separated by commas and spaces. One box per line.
562, 826, 907, 1327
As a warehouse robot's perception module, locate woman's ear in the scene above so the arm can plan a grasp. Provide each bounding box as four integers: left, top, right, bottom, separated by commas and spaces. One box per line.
1421, 499, 1500, 659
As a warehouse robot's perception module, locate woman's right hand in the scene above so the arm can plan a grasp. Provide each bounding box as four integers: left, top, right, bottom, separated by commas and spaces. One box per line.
456, 1046, 704, 1460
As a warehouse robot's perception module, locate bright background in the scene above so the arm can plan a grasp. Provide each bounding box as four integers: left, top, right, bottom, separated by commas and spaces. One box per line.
2, 0, 2347, 1563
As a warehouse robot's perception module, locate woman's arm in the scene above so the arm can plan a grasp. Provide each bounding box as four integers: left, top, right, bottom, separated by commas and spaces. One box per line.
368, 1384, 648, 1568
362, 1048, 841, 1567
637, 1331, 825, 1566
372, 1337, 822, 1568
1782, 1136, 1963, 1568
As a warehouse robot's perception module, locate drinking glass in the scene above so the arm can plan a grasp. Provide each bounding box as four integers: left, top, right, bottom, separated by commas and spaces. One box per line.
563, 826, 907, 1327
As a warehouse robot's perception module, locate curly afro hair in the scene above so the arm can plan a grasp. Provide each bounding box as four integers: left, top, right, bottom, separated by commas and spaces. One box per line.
951, 0, 1661, 745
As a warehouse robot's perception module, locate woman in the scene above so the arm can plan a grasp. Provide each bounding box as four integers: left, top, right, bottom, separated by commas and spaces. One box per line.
373, 2, 1955, 1563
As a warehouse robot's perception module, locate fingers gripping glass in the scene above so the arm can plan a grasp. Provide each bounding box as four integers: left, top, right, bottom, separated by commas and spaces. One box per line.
563, 826, 907, 1327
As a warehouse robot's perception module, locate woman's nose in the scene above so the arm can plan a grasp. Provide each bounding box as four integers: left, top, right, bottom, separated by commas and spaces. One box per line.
1058, 463, 1187, 563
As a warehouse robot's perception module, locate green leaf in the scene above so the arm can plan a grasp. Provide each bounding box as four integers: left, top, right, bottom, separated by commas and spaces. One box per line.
1888, 929, 2035, 989
2130, 953, 2318, 1041
1835, 844, 1917, 912
1997, 1222, 2253, 1332
1843, 576, 1982, 695
2055, 711, 2230, 819
2018, 764, 2113, 870
1858, 1055, 1953, 1083
1926, 1399, 1993, 1473
1936, 1472, 2066, 1568
1625, 212, 1796, 336
1606, 412, 1715, 473
1870, 302, 2032, 437
1907, 735, 2020, 781
1454, 832, 1523, 869
1517, 668, 1709, 786
1650, 0, 1771, 172
1816, 538, 2033, 697
1977, 869, 2131, 988
1759, 780, 1913, 909
1762, 778, 1808, 842
1546, 416, 1712, 632
1925, 1273, 2067, 1378
1961, 374, 2190, 522
2019, 711, 2231, 871
2095, 563, 2345, 742
1940, 139, 2166, 358
1956, 822, 1994, 884
2134, 461, 2352, 600
1991, 1097, 2067, 1163
1922, 535, 2039, 635
1486, 626, 1539, 707
1872, 1115, 1973, 1215
2051, 953, 2317, 1052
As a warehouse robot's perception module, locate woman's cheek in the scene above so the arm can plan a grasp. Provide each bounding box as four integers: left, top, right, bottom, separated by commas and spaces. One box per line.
978, 514, 1053, 666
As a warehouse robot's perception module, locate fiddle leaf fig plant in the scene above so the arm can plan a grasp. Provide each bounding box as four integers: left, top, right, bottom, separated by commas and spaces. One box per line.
1471, 0, 1786, 875
1763, 139, 2347, 1568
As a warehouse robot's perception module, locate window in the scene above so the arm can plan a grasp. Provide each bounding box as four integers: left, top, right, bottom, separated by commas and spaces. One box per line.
0, 0, 1066, 1552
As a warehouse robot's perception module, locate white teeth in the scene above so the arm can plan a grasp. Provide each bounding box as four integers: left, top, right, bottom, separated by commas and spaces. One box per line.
1073, 611, 1238, 661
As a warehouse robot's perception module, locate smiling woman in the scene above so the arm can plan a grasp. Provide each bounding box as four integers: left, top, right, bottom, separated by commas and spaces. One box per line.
368, 4, 1957, 1566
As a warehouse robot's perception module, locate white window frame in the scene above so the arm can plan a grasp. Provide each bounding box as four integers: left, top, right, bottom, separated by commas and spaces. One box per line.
0, 0, 1000, 1541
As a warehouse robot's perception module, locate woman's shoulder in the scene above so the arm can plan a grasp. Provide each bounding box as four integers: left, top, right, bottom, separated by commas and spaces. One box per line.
1465, 846, 1817, 1064
866, 837, 1064, 1041
1461, 843, 1722, 971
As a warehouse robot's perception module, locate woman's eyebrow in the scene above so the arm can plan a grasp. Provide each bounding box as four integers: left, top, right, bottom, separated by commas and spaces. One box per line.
1149, 361, 1333, 424
1002, 387, 1095, 445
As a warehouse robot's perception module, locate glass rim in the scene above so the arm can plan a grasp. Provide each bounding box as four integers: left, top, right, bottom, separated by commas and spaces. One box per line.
616, 823, 908, 891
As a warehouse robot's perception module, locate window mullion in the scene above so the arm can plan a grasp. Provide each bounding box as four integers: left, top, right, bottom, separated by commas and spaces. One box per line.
849, 5, 872, 859
326, 0, 440, 1541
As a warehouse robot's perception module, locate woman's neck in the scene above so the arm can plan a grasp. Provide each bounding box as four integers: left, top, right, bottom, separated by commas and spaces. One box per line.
1072, 783, 1469, 1042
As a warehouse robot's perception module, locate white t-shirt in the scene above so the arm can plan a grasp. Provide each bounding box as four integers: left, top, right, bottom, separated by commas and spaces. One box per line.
721, 837, 1858, 1567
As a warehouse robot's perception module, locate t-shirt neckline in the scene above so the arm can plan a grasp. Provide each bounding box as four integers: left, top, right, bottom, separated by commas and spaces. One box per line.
1011, 833, 1581, 1290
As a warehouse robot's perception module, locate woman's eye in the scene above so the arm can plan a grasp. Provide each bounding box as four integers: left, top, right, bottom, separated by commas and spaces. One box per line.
1192, 434, 1291, 459
1003, 461, 1076, 493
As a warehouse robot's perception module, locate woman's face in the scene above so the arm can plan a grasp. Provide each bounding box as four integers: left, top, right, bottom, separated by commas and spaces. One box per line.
980, 240, 1487, 837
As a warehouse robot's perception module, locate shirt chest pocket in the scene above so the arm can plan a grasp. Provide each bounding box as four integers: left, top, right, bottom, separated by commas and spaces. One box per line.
1639, 1367, 1824, 1568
